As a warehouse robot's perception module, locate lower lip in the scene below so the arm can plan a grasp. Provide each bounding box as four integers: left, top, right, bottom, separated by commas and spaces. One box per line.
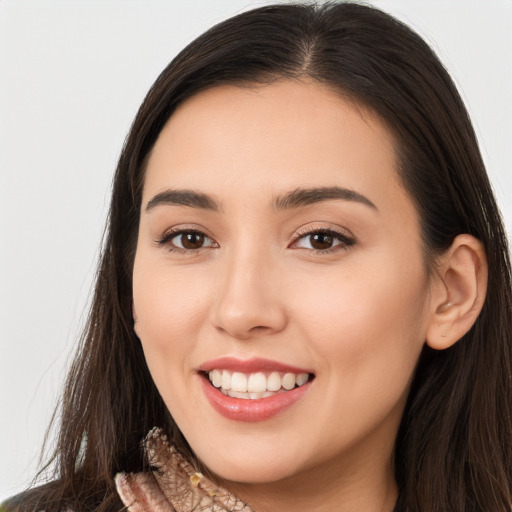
199, 375, 312, 422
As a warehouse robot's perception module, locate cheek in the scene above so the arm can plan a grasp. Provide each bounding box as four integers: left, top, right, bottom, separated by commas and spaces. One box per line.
287, 260, 429, 452
132, 261, 216, 429
291, 255, 429, 377
132, 256, 212, 374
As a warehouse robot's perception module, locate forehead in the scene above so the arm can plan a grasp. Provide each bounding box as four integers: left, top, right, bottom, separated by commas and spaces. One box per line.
143, 80, 408, 216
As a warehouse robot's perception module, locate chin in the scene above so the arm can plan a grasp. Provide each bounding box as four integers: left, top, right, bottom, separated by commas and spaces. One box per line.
209, 460, 300, 486
194, 440, 306, 485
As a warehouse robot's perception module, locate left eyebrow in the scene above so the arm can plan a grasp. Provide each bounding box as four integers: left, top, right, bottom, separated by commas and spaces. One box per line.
273, 186, 378, 212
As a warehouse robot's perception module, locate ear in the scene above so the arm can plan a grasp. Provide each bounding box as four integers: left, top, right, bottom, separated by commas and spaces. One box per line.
426, 234, 488, 350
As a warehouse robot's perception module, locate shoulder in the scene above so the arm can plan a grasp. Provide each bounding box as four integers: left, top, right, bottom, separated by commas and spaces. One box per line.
1, 489, 38, 512
1, 490, 39, 512
0, 484, 73, 512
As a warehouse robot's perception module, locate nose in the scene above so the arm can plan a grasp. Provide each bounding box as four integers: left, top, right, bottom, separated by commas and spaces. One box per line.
211, 249, 288, 340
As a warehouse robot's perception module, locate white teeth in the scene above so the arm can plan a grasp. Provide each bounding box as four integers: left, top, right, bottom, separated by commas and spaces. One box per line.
221, 370, 231, 390
296, 373, 308, 386
282, 373, 296, 390
210, 369, 222, 388
247, 372, 267, 393
227, 390, 248, 399
207, 368, 311, 397
267, 371, 282, 392
231, 372, 248, 392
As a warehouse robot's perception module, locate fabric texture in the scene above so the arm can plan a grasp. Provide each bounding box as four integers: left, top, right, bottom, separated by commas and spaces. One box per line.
115, 428, 255, 512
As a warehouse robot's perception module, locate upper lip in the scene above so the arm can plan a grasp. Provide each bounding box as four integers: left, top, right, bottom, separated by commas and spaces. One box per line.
198, 357, 313, 374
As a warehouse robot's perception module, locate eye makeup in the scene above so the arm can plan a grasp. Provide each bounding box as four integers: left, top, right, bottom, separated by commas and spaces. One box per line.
153, 224, 356, 256
291, 227, 356, 254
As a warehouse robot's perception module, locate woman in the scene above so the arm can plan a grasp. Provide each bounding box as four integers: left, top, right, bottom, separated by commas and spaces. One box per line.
4, 2, 511, 511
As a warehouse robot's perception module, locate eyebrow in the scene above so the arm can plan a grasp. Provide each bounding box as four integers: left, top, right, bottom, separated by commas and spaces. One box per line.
273, 186, 378, 211
145, 189, 219, 212
145, 186, 378, 213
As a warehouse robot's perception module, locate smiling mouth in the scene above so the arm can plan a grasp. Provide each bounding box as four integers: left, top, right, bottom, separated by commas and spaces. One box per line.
204, 369, 314, 400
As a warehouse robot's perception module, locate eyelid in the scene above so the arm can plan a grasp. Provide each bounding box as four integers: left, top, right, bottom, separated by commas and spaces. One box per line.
154, 225, 219, 252
153, 223, 355, 254
290, 225, 356, 252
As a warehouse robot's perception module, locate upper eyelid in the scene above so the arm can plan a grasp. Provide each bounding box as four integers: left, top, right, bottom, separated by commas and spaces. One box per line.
158, 224, 216, 240
155, 224, 355, 248
290, 226, 356, 251
154, 227, 216, 249
156, 229, 218, 253
292, 224, 354, 240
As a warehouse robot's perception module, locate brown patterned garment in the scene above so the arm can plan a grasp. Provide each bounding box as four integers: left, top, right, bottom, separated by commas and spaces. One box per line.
115, 428, 255, 512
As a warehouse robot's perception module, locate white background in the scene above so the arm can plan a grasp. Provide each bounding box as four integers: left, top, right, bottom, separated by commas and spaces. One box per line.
1, 0, 511, 501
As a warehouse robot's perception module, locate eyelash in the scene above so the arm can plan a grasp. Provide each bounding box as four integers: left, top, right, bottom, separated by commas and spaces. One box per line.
155, 228, 217, 254
155, 227, 356, 254
292, 228, 356, 254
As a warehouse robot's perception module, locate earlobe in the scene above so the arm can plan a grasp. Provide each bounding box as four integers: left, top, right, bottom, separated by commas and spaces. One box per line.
426, 234, 488, 350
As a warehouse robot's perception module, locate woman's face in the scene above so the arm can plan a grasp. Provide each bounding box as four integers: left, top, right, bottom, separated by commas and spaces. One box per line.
133, 81, 435, 488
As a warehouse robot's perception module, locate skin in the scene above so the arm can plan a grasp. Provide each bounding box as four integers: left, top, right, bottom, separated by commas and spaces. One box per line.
132, 80, 444, 511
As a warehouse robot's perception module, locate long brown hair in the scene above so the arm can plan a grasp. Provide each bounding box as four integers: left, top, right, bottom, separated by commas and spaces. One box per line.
8, 2, 512, 511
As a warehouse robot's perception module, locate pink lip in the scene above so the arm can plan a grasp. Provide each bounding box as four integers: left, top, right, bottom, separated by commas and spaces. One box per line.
198, 357, 312, 374
199, 375, 312, 422
197, 357, 314, 422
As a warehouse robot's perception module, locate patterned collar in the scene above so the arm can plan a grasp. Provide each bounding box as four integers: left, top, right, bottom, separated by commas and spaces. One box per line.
115, 428, 255, 512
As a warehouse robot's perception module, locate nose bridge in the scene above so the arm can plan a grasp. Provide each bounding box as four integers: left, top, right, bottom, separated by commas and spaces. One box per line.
212, 239, 287, 339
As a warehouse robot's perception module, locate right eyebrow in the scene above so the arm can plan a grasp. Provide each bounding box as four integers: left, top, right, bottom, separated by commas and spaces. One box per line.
145, 189, 219, 212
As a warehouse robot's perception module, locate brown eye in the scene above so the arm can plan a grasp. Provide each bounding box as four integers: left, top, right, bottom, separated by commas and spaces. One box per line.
180, 232, 205, 249
294, 229, 354, 252
309, 233, 334, 250
165, 230, 215, 251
